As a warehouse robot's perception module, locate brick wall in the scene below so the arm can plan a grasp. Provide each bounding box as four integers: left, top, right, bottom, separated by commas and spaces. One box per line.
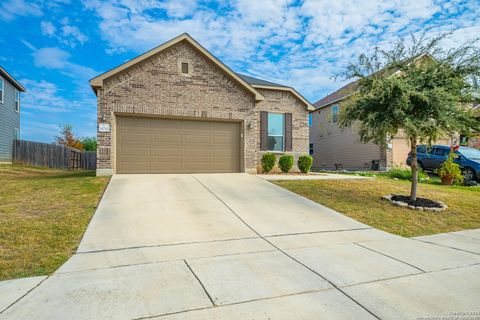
256, 88, 309, 172
96, 40, 309, 174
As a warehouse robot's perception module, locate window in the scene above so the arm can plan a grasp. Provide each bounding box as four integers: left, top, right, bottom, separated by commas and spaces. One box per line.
417, 145, 427, 154
433, 147, 448, 157
13, 128, 19, 140
0, 77, 4, 103
309, 143, 314, 155
460, 134, 469, 146
267, 113, 284, 151
14, 89, 19, 112
331, 105, 339, 123
458, 146, 480, 160
308, 113, 312, 127
181, 62, 189, 74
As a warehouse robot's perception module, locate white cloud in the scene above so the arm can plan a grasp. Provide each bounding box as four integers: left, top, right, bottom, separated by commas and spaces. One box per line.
41, 21, 56, 36
39, 18, 88, 47
61, 24, 88, 45
19, 78, 97, 142
34, 47, 70, 69
158, 0, 198, 18
32, 47, 96, 81
20, 79, 75, 113
21, 121, 62, 142
81, 0, 480, 102
0, 0, 42, 21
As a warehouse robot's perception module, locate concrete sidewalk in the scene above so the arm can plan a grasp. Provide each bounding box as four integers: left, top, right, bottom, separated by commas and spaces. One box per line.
257, 173, 371, 180
1, 174, 479, 319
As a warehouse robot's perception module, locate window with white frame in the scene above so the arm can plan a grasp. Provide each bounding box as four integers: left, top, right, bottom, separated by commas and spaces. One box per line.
308, 113, 312, 127
0, 77, 4, 103
267, 113, 284, 151
331, 105, 339, 123
14, 89, 20, 112
309, 143, 314, 155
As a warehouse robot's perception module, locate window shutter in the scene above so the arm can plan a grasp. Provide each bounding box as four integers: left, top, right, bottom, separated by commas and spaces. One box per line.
285, 113, 292, 151
260, 111, 268, 151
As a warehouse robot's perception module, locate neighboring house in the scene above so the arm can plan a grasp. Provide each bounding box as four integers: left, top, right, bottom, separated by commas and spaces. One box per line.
0, 66, 25, 163
310, 83, 451, 171
461, 103, 480, 149
90, 33, 313, 175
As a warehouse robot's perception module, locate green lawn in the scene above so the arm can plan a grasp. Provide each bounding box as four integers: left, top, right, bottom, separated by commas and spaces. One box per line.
0, 165, 109, 281
273, 178, 480, 237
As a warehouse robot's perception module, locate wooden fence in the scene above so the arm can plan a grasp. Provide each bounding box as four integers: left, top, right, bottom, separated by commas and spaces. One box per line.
81, 151, 97, 170
13, 140, 96, 170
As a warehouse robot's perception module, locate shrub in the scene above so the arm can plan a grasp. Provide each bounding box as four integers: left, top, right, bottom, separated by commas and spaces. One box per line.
438, 151, 463, 185
298, 155, 313, 173
278, 155, 294, 173
261, 153, 276, 173
388, 167, 428, 181
81, 137, 97, 151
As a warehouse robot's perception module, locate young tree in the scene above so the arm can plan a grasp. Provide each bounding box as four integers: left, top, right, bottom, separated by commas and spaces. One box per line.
55, 124, 84, 150
81, 137, 97, 151
338, 33, 480, 201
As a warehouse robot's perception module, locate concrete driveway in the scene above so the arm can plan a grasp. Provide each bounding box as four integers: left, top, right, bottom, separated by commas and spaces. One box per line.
1, 174, 480, 319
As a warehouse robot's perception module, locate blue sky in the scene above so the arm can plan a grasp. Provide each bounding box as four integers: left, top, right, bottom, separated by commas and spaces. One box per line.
1, 0, 479, 142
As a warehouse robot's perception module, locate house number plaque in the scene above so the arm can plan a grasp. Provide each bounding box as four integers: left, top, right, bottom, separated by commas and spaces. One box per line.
98, 123, 111, 133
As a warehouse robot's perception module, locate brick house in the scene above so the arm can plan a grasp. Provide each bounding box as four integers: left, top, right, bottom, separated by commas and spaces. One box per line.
90, 33, 313, 175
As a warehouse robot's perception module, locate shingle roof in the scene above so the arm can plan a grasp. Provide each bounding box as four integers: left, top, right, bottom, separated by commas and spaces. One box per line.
236, 73, 288, 88
313, 81, 357, 109
314, 53, 435, 110
236, 73, 314, 110
0, 66, 26, 92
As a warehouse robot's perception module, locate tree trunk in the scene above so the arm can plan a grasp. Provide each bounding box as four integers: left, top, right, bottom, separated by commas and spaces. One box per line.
409, 137, 418, 202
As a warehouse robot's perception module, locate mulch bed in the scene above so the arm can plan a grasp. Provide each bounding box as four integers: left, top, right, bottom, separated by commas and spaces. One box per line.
261, 172, 318, 175
390, 195, 443, 208
382, 194, 447, 211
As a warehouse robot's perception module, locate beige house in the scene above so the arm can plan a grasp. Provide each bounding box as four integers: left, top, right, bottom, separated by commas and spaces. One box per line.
309, 84, 450, 171
462, 104, 480, 149
90, 33, 313, 175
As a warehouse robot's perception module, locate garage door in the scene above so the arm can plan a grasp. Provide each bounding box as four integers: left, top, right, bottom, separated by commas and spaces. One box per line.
116, 116, 241, 173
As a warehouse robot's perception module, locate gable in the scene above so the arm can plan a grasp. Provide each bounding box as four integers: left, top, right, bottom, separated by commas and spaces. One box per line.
90, 33, 264, 101
100, 40, 257, 112
0, 66, 26, 92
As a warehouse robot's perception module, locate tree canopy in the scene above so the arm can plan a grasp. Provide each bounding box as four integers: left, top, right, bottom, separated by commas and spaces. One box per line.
337, 32, 480, 200
55, 124, 84, 150
81, 137, 97, 151
339, 32, 480, 145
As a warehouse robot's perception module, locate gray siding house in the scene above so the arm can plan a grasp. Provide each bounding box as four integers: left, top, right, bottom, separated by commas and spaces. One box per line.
0, 66, 25, 163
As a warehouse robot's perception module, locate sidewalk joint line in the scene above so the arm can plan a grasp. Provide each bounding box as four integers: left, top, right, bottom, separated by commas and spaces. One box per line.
354, 242, 426, 273
0, 276, 49, 315
412, 238, 480, 256
191, 175, 382, 320
76, 236, 260, 255
183, 260, 216, 306
133, 287, 335, 320
265, 227, 372, 238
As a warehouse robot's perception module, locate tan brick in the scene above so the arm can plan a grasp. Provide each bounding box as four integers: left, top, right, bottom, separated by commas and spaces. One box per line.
96, 40, 309, 173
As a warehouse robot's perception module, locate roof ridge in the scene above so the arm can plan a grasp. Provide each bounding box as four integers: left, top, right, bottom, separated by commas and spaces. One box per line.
0, 66, 26, 92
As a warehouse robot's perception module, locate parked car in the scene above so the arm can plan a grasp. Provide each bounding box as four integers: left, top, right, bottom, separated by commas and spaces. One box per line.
406, 145, 480, 181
